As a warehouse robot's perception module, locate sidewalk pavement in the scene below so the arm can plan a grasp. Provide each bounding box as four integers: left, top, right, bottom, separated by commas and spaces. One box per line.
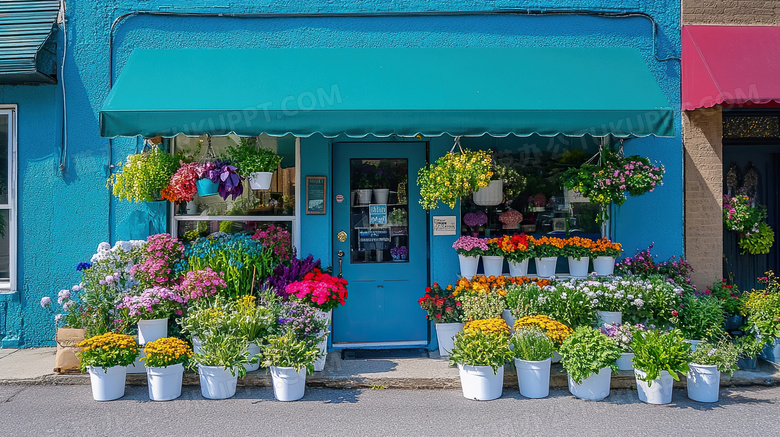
1, 347, 779, 389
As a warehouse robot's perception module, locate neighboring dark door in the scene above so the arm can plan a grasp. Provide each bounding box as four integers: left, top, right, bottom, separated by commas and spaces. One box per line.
331, 142, 428, 346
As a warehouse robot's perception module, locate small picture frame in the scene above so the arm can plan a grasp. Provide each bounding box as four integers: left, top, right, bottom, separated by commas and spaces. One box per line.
306, 176, 327, 215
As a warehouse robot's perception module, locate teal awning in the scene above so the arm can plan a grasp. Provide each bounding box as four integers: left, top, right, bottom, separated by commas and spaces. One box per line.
100, 47, 674, 139
0, 0, 59, 84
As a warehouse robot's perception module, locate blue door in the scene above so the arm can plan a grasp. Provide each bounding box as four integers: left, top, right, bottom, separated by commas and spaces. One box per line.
332, 142, 428, 346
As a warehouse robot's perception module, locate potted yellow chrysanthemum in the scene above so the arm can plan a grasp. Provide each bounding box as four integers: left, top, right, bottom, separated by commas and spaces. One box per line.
141, 337, 192, 401
77, 333, 139, 401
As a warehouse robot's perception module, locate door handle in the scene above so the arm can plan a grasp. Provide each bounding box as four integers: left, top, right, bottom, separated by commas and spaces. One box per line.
337, 250, 345, 278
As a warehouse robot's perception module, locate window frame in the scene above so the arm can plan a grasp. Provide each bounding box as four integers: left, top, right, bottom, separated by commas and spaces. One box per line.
0, 105, 18, 293
168, 136, 301, 253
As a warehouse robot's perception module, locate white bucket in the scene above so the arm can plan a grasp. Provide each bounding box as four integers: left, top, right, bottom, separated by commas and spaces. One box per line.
535, 257, 557, 278
198, 365, 238, 399
146, 363, 184, 401
243, 342, 262, 372
137, 318, 168, 345
313, 333, 328, 371
508, 258, 529, 277
635, 369, 674, 404
88, 365, 127, 401
515, 358, 551, 399
249, 172, 273, 190
567, 257, 590, 278
372, 188, 390, 204
552, 351, 561, 363
270, 366, 307, 401
458, 364, 504, 401
596, 311, 623, 327
685, 339, 701, 352
687, 363, 721, 403
473, 180, 504, 206
458, 254, 480, 279
126, 350, 146, 374
356, 189, 372, 205
593, 256, 615, 276
192, 336, 202, 355
482, 255, 505, 277
568, 367, 611, 401
502, 310, 516, 332
435, 322, 464, 357
616, 352, 634, 371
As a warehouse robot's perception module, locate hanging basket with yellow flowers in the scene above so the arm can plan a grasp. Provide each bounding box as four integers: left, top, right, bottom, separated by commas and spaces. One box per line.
417, 141, 493, 209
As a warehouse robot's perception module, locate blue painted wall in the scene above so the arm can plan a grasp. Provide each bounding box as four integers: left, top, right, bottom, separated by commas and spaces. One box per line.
1, 0, 681, 347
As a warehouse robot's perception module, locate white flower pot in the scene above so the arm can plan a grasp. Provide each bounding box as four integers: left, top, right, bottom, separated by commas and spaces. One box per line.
567, 257, 590, 279
137, 318, 168, 345
458, 254, 480, 279
616, 352, 634, 371
372, 188, 390, 204
146, 363, 184, 401
552, 351, 562, 363
593, 256, 616, 276
198, 365, 238, 399
356, 189, 372, 205
502, 309, 516, 332
473, 180, 504, 206
482, 255, 505, 277
596, 311, 623, 327
635, 369, 674, 404
435, 322, 464, 357
687, 363, 721, 403
185, 200, 197, 214
249, 171, 273, 190
243, 342, 262, 372
313, 333, 328, 372
458, 364, 504, 401
685, 339, 701, 352
508, 258, 529, 277
568, 367, 611, 401
192, 336, 202, 355
535, 257, 558, 278
515, 357, 551, 399
87, 365, 127, 401
270, 366, 307, 401
759, 337, 780, 363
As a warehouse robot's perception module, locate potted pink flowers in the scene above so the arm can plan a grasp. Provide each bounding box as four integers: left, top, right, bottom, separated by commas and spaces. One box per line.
116, 286, 186, 348
499, 210, 523, 229
453, 236, 488, 279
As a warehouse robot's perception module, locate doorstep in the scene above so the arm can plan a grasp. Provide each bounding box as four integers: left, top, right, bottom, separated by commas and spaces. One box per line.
4, 348, 780, 389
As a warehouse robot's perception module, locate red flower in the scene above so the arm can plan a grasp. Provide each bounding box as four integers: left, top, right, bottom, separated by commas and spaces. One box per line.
435, 314, 441, 319
425, 287, 431, 293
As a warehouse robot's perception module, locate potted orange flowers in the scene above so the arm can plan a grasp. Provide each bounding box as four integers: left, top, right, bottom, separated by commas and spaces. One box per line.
530, 236, 565, 278
562, 237, 594, 278
590, 237, 622, 276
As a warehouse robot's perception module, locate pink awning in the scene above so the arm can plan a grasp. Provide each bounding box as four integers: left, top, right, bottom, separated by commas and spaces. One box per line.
682, 25, 780, 111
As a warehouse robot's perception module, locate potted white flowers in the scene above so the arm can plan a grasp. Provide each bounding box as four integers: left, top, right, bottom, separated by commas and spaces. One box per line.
687, 339, 740, 403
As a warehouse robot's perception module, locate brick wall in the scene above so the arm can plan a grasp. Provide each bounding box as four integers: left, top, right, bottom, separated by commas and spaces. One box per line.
684, 106, 723, 288
683, 0, 780, 25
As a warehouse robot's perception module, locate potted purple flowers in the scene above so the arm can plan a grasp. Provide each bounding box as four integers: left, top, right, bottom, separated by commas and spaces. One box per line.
196, 160, 244, 200
463, 211, 488, 237
390, 246, 408, 261
453, 236, 488, 278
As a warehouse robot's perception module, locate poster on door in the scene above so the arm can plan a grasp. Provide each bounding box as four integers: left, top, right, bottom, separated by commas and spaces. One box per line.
369, 204, 388, 225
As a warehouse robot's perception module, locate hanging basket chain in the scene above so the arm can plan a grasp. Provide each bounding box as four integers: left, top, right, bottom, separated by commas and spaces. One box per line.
449, 136, 464, 154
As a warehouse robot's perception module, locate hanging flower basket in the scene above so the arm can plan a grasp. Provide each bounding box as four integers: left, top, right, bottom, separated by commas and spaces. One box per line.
473, 180, 504, 206
417, 145, 493, 210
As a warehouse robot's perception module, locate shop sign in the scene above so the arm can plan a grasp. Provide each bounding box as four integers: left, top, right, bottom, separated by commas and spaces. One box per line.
432, 216, 457, 235
369, 204, 387, 225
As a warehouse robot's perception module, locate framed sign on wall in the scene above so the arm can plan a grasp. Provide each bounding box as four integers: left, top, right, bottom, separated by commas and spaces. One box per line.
306, 176, 327, 215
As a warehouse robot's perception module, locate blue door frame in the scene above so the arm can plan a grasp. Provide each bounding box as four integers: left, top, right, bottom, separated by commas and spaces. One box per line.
331, 141, 429, 347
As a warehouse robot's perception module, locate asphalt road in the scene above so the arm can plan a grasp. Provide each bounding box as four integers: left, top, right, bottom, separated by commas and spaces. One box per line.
1, 385, 778, 436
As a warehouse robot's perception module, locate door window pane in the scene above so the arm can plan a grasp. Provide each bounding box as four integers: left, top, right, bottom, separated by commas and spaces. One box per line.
349, 159, 408, 263
0, 114, 7, 205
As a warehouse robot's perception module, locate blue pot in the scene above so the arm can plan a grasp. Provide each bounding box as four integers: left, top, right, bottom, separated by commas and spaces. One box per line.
196, 179, 219, 197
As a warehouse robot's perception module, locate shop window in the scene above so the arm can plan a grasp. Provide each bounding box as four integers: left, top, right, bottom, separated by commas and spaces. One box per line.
0, 108, 16, 292
723, 115, 780, 139
459, 140, 601, 239
170, 134, 297, 249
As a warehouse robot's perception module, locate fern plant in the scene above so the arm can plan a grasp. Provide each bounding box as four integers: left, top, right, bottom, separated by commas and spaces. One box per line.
631, 329, 691, 385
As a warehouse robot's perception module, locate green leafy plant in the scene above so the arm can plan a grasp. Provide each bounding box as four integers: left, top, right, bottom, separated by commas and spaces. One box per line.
448, 330, 512, 374
458, 292, 505, 322
190, 334, 250, 378
739, 222, 774, 255
508, 281, 596, 329
735, 335, 766, 359
559, 326, 621, 385
419, 283, 463, 324
76, 332, 139, 372
707, 279, 742, 317
260, 330, 323, 374
510, 328, 555, 362
107, 147, 179, 202
417, 149, 493, 209
631, 329, 691, 385
673, 293, 725, 341
227, 138, 282, 177
742, 273, 780, 339
690, 339, 740, 375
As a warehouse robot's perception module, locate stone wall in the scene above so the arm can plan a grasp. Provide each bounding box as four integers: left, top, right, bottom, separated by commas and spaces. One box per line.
683, 0, 780, 25
683, 106, 723, 288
